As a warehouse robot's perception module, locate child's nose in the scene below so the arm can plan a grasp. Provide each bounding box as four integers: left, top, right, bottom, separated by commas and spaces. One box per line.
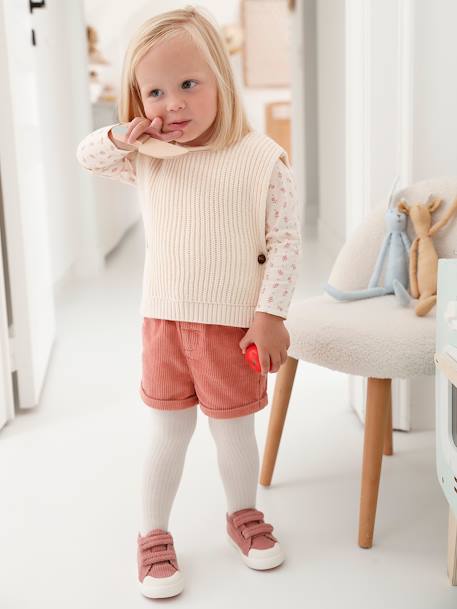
167, 97, 185, 112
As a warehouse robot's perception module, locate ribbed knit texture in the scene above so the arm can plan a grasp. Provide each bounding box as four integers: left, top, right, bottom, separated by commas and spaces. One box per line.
140, 406, 260, 535
136, 131, 289, 327
76, 125, 302, 322
208, 414, 259, 514
140, 407, 197, 535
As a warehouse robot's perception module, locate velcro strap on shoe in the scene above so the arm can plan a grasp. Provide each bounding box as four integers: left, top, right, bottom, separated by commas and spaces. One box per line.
140, 533, 173, 551
233, 509, 265, 528
142, 549, 177, 567
241, 523, 274, 540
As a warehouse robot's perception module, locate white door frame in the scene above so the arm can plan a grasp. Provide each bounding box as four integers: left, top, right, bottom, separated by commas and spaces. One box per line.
0, 0, 56, 413
345, 0, 414, 233
0, 211, 14, 428
0, 4, 15, 428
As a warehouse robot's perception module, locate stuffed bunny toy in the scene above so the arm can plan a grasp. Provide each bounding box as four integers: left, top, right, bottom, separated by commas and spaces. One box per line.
393, 195, 457, 316
324, 179, 411, 304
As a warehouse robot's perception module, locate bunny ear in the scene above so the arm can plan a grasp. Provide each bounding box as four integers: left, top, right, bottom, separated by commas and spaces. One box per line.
397, 198, 410, 214
387, 175, 400, 208
428, 196, 442, 211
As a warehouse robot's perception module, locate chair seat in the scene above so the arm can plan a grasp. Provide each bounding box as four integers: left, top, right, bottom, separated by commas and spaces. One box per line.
285, 294, 436, 378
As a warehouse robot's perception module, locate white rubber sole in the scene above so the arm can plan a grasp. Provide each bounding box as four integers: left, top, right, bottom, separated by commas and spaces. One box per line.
139, 570, 185, 599
227, 534, 285, 570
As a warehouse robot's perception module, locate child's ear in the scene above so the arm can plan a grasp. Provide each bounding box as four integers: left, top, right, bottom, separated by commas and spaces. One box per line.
427, 196, 442, 213
397, 198, 409, 214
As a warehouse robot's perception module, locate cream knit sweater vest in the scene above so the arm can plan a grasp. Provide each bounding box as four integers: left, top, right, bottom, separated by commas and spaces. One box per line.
137, 130, 289, 327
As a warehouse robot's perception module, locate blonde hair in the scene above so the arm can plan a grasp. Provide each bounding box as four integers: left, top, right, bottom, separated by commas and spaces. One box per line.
118, 5, 252, 150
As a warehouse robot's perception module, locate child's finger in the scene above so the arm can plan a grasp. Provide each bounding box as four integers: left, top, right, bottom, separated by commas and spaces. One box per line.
125, 117, 145, 141
161, 130, 183, 142
127, 121, 149, 144
133, 115, 183, 142
144, 117, 166, 138
257, 349, 270, 376
142, 116, 161, 134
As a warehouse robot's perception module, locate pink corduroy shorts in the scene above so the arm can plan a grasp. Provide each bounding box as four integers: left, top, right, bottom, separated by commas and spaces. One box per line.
139, 318, 268, 419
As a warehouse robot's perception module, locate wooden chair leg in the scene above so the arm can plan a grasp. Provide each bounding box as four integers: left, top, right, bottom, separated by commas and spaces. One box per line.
448, 506, 457, 585
383, 388, 393, 456
358, 377, 391, 548
259, 356, 298, 486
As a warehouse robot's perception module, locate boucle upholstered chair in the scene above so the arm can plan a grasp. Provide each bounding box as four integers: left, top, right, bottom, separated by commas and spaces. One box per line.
260, 177, 457, 549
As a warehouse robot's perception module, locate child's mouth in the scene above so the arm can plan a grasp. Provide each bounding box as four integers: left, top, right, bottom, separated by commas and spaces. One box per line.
168, 120, 191, 129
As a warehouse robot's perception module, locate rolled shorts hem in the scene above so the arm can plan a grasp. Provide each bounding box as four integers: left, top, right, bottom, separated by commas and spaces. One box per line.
199, 393, 269, 419
139, 384, 199, 410
139, 383, 268, 419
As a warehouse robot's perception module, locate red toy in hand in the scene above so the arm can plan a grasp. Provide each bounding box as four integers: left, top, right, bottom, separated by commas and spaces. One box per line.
244, 343, 272, 374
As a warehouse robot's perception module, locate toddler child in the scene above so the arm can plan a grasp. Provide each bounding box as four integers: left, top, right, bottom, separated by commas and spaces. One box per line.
76, 5, 302, 599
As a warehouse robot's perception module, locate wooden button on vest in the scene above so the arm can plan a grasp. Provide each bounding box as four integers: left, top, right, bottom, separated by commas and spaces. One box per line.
257, 253, 266, 264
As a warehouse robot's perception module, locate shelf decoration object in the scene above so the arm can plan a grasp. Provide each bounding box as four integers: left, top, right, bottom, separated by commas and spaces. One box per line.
241, 0, 290, 87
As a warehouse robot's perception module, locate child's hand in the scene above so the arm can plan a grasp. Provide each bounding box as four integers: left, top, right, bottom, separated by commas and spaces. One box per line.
125, 116, 183, 145
239, 312, 290, 375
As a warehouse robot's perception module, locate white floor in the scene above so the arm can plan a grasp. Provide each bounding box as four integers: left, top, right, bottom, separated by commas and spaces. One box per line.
1, 221, 456, 608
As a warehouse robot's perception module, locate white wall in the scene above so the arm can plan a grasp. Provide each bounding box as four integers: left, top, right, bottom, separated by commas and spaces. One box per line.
33, 0, 104, 285
316, 0, 457, 261
412, 0, 457, 180
369, 0, 402, 206
291, 0, 318, 229
316, 0, 346, 259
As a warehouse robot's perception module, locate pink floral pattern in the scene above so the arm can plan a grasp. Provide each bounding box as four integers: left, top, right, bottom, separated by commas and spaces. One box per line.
255, 159, 302, 319
76, 127, 302, 320
76, 125, 137, 186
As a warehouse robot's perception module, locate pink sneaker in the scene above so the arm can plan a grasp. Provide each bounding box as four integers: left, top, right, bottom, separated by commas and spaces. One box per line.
137, 528, 184, 598
226, 508, 285, 570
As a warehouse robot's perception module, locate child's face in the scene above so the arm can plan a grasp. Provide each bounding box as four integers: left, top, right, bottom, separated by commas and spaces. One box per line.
135, 32, 218, 147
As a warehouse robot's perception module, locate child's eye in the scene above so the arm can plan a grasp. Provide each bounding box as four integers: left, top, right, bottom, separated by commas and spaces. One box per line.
182, 79, 197, 89
148, 80, 197, 98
